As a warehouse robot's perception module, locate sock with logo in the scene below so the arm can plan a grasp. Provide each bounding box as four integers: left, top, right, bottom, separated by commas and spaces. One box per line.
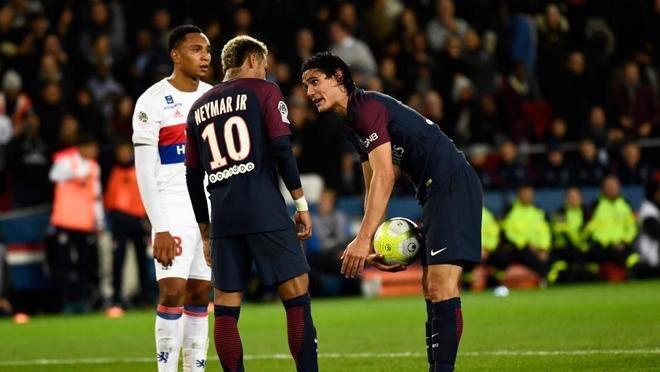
214, 305, 244, 372
425, 299, 434, 371
431, 298, 463, 372
155, 305, 184, 372
283, 293, 318, 372
183, 305, 209, 371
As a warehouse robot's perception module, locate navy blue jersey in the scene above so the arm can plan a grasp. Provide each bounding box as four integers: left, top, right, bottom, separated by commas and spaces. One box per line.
344, 90, 467, 201
186, 78, 292, 237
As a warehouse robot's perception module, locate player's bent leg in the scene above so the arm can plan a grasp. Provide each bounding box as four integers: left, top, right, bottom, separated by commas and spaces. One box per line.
278, 274, 318, 372
213, 289, 244, 372
182, 279, 211, 372
425, 263, 464, 372
156, 278, 187, 372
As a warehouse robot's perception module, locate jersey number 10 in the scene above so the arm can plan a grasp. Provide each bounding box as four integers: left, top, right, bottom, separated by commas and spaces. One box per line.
201, 116, 251, 170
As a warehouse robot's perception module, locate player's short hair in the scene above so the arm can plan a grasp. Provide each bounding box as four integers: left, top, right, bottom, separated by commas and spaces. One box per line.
221, 35, 268, 72
168, 24, 203, 51
301, 52, 356, 93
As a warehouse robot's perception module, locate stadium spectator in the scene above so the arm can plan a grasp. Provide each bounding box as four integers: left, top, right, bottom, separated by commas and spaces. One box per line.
467, 144, 496, 191
48, 135, 103, 313
468, 206, 500, 291
72, 87, 108, 144
535, 3, 569, 104
585, 175, 638, 275
337, 1, 367, 41
447, 74, 478, 146
328, 21, 377, 83
434, 35, 465, 99
129, 29, 170, 97
582, 105, 623, 148
555, 51, 595, 140
35, 82, 65, 150
472, 94, 505, 145
422, 89, 445, 129
1, 69, 32, 128
109, 95, 134, 142
378, 56, 403, 97
495, 140, 532, 191
610, 61, 658, 138
549, 187, 591, 283
544, 117, 568, 149
462, 28, 498, 96
0, 5, 21, 65
496, 61, 541, 141
491, 184, 551, 280
104, 141, 149, 309
537, 144, 571, 189
289, 29, 316, 76
616, 141, 650, 185
150, 8, 171, 52
570, 138, 607, 187
363, 0, 398, 51
635, 177, 660, 278
308, 189, 352, 293
87, 61, 124, 122
6, 111, 50, 208
425, 0, 468, 52
79, 1, 126, 63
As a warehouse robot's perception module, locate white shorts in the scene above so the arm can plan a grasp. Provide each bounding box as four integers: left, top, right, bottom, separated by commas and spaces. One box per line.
153, 223, 212, 282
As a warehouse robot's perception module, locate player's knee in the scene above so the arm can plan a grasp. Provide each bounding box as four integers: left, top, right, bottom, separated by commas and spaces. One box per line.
159, 289, 185, 307
214, 289, 243, 307
277, 274, 309, 301
426, 280, 460, 302
185, 281, 211, 305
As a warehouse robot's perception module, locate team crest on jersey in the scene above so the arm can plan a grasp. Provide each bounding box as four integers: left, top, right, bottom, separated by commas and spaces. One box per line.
278, 101, 290, 124
138, 111, 148, 123
165, 95, 174, 104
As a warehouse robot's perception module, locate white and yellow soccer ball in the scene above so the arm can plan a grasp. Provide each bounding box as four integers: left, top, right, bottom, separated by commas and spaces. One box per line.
373, 217, 422, 265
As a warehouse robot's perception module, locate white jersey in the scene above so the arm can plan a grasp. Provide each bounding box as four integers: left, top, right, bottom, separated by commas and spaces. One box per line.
132, 78, 212, 222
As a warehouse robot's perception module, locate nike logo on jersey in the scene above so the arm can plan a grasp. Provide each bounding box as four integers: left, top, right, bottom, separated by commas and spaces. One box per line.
430, 247, 447, 256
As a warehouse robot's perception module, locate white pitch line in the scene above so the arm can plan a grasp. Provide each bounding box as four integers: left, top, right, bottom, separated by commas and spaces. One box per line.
0, 349, 658, 366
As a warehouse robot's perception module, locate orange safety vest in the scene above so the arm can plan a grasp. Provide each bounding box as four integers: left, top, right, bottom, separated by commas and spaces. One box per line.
104, 165, 146, 218
50, 148, 100, 232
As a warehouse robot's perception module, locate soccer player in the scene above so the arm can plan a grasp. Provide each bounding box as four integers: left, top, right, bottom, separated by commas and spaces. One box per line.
132, 25, 212, 372
185, 35, 318, 372
302, 52, 483, 372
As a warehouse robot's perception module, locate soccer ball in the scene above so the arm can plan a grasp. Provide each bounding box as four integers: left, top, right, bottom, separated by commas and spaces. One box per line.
373, 217, 422, 265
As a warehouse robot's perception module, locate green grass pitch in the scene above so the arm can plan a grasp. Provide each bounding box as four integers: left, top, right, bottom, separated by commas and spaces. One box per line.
1, 280, 659, 371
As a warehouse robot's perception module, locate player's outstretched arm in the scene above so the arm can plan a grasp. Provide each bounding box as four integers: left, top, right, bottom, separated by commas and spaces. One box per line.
341, 142, 395, 278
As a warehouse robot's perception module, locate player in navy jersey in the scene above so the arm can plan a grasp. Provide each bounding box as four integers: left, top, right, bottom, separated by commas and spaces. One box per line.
186, 35, 318, 372
302, 52, 482, 372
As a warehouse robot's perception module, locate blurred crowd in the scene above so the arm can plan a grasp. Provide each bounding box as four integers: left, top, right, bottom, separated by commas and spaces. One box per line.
0, 0, 660, 311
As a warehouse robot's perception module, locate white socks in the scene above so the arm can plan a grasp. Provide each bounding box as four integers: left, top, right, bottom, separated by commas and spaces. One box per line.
156, 305, 184, 372
182, 305, 210, 372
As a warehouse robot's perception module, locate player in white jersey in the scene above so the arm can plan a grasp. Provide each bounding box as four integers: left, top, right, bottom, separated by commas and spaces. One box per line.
132, 25, 212, 372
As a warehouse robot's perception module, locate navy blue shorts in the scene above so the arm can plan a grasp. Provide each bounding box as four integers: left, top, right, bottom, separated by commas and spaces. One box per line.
420, 163, 483, 266
211, 226, 310, 292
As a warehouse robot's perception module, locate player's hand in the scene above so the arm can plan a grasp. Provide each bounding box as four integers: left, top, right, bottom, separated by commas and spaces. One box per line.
203, 238, 212, 267
295, 211, 313, 240
341, 236, 371, 278
366, 253, 407, 272
153, 231, 176, 267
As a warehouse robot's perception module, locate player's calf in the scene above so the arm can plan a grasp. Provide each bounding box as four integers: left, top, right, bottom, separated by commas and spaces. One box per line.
283, 293, 318, 372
